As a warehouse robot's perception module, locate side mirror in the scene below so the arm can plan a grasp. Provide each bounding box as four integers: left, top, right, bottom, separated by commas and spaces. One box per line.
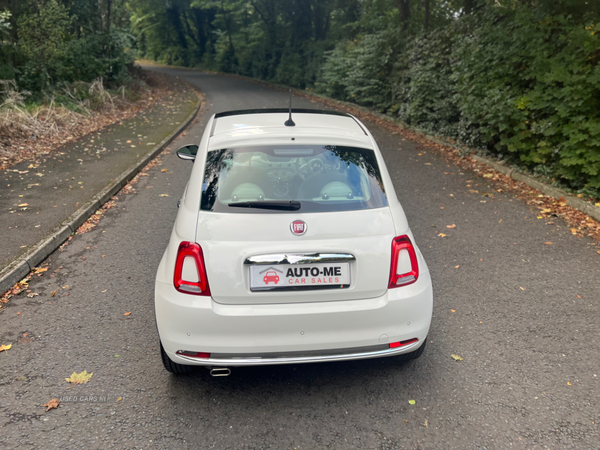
177, 144, 199, 161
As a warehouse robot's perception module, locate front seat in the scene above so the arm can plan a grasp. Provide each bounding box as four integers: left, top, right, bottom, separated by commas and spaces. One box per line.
297, 172, 354, 199
218, 167, 270, 200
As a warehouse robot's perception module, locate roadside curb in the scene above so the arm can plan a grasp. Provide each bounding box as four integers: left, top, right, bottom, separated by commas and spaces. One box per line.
469, 155, 600, 223
0, 87, 202, 295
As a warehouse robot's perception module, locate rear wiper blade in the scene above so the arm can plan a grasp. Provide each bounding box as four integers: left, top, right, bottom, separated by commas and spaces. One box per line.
228, 200, 301, 211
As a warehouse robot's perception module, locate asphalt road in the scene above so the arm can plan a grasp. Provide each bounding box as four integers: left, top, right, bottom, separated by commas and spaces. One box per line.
1, 67, 599, 449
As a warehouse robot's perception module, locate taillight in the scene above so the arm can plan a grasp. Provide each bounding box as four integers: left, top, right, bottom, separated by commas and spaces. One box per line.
389, 338, 418, 348
176, 350, 210, 359
173, 242, 211, 296
389, 235, 419, 288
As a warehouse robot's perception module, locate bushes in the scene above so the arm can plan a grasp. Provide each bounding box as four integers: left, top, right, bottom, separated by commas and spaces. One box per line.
452, 9, 600, 190
58, 31, 134, 86
2, 0, 134, 100
320, 6, 600, 195
319, 30, 396, 110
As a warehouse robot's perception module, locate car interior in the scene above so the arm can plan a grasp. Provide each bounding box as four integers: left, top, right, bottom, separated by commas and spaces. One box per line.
217, 150, 372, 203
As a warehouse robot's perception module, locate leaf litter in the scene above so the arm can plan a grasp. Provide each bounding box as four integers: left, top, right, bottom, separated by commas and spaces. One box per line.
65, 370, 93, 387
41, 398, 60, 412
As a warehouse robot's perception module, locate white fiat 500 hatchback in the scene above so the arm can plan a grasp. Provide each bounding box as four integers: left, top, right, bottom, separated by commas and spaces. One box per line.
155, 108, 433, 375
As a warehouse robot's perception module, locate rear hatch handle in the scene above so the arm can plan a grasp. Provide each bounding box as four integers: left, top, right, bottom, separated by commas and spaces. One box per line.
244, 253, 356, 266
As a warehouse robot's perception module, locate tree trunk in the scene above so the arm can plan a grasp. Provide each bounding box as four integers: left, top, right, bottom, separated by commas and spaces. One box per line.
395, 0, 411, 30
106, 0, 112, 32
464, 0, 475, 14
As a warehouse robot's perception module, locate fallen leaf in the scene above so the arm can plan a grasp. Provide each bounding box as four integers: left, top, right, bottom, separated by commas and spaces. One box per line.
116, 396, 123, 402
42, 398, 60, 411
26, 293, 39, 298
0, 344, 12, 352
483, 173, 493, 178
446, 224, 456, 229
101, 289, 107, 293
455, 265, 460, 269
438, 233, 446, 237
577, 295, 581, 298
544, 242, 553, 245
124, 312, 132, 316
65, 370, 93, 386
18, 203, 29, 207
161, 169, 168, 173
520, 287, 525, 291
451, 309, 455, 312
408, 400, 416, 405
159, 194, 169, 197
451, 354, 463, 361
51, 290, 56, 297
567, 381, 572, 386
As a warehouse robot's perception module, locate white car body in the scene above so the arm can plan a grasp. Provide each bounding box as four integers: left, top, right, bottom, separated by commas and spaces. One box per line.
155, 109, 433, 371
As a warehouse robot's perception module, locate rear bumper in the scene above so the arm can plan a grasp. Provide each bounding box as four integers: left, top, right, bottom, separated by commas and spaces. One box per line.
155, 271, 432, 367
175, 340, 421, 366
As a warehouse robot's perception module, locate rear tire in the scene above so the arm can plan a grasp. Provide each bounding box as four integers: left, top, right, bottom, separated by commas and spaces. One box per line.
395, 338, 427, 363
160, 343, 195, 374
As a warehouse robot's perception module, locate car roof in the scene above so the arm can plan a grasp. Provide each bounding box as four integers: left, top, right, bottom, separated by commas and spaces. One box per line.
208, 109, 373, 150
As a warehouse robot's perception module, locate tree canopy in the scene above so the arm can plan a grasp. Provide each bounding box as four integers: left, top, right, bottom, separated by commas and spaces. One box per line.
1, 0, 599, 195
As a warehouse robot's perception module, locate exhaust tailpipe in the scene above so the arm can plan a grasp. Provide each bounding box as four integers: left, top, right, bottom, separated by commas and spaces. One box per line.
210, 367, 231, 377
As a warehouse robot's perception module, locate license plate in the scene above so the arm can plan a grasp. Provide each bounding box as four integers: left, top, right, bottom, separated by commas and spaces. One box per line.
250, 263, 351, 291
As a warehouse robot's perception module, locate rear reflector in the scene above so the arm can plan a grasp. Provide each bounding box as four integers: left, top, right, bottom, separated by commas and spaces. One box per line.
389, 338, 418, 348
389, 235, 419, 288
176, 350, 211, 359
174, 242, 211, 296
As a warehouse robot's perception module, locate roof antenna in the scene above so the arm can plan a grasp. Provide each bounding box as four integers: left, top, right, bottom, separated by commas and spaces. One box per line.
284, 89, 295, 127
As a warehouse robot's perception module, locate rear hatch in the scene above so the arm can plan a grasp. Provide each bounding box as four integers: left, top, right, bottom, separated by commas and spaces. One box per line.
198, 208, 395, 305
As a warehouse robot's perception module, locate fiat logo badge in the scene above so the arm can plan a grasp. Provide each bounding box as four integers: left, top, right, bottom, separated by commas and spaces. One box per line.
291, 220, 307, 236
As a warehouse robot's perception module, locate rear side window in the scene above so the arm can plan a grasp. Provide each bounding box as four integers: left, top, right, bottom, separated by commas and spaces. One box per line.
200, 145, 388, 213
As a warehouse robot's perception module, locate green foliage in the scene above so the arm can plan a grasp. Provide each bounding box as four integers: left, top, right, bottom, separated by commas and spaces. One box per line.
450, 9, 600, 189
58, 31, 134, 85
3, 0, 599, 195
320, 4, 600, 193
2, 0, 133, 98
0, 10, 11, 40
17, 0, 72, 65
319, 30, 397, 110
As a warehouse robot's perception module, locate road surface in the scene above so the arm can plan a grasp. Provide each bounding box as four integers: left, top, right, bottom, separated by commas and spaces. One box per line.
1, 67, 599, 449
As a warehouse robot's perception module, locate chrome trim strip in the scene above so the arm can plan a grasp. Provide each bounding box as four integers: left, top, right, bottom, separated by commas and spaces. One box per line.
174, 340, 420, 367
244, 253, 356, 266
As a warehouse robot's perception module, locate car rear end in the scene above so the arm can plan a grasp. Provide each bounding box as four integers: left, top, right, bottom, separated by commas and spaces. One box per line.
155, 110, 433, 369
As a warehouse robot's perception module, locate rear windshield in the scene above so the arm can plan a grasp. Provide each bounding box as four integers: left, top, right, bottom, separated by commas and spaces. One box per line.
200, 145, 388, 213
